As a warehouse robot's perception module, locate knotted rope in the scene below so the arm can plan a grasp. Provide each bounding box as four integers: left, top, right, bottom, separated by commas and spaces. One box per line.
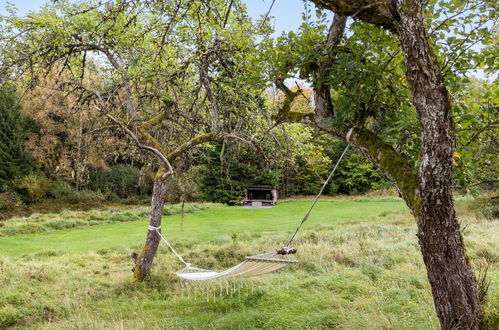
148, 225, 191, 268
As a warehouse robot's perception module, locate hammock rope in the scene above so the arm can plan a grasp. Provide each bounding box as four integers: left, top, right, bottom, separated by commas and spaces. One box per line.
149, 225, 190, 268
151, 144, 351, 280
284, 144, 350, 247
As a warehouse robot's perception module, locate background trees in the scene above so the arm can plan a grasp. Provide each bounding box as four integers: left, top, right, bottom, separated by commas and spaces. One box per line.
0, 0, 391, 211
0, 86, 36, 191
0, 0, 277, 279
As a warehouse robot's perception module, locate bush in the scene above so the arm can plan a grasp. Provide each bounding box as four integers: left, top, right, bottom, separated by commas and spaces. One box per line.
75, 190, 105, 206
47, 180, 79, 203
272, 140, 390, 197
89, 165, 150, 198
328, 151, 390, 195
14, 173, 51, 203
0, 191, 24, 213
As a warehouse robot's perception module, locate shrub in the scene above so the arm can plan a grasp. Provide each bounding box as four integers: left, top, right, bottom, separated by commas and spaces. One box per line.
329, 152, 390, 195
89, 165, 150, 198
468, 195, 499, 220
76, 190, 105, 206
47, 180, 79, 203
14, 173, 51, 203
165, 173, 199, 204
0, 191, 24, 213
138, 168, 155, 196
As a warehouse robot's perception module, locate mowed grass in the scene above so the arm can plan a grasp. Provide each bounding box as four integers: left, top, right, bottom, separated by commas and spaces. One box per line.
0, 197, 497, 329
0, 203, 213, 239
0, 197, 405, 257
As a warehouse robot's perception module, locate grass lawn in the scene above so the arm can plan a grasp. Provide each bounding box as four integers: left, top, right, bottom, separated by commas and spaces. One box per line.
0, 197, 406, 257
0, 196, 497, 329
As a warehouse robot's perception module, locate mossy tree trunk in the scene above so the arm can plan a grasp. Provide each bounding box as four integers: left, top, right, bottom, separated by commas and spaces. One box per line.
346, 127, 420, 214
133, 174, 169, 281
305, 1, 482, 327
394, 3, 482, 328
347, 125, 481, 328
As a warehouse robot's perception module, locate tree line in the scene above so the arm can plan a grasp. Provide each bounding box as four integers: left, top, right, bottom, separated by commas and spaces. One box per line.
0, 81, 389, 212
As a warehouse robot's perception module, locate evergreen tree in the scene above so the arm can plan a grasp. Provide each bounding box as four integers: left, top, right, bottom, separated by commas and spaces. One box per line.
0, 86, 35, 191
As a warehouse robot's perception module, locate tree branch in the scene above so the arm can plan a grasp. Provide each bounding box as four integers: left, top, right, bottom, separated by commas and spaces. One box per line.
311, 0, 398, 31
100, 109, 174, 177
346, 126, 420, 216
313, 14, 347, 123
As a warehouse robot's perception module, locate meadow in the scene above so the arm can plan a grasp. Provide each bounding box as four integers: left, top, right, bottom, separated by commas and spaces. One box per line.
0, 196, 497, 329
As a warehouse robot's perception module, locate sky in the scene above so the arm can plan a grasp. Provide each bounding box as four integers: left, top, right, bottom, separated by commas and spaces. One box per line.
0, 0, 308, 36
245, 0, 306, 35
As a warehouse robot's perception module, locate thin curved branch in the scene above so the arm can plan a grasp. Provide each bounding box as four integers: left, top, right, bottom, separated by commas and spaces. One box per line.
95, 107, 174, 176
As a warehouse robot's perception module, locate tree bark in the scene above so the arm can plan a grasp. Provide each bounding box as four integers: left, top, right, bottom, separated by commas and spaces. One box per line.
346, 127, 420, 214
307, 1, 483, 327
313, 14, 347, 121
394, 3, 482, 328
133, 175, 168, 281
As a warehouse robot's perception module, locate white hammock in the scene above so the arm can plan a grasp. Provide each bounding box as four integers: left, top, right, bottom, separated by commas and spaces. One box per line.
175, 252, 298, 281
150, 226, 297, 281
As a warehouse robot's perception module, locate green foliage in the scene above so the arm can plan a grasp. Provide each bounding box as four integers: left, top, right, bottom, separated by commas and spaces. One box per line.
467, 195, 499, 220
198, 134, 390, 200
286, 158, 328, 196
198, 142, 281, 204
452, 78, 498, 189
163, 172, 199, 204
75, 190, 106, 206
425, 0, 497, 79
331, 152, 390, 195
14, 173, 51, 203
286, 137, 389, 196
0, 86, 36, 191
88, 165, 151, 198
260, 0, 497, 196
0, 0, 272, 223
421, 1, 497, 185
260, 13, 417, 156
47, 180, 79, 203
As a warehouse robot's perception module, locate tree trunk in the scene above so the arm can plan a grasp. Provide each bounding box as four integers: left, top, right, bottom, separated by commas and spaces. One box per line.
313, 14, 347, 121
133, 175, 168, 281
394, 4, 482, 328
348, 126, 481, 328
307, 1, 483, 327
